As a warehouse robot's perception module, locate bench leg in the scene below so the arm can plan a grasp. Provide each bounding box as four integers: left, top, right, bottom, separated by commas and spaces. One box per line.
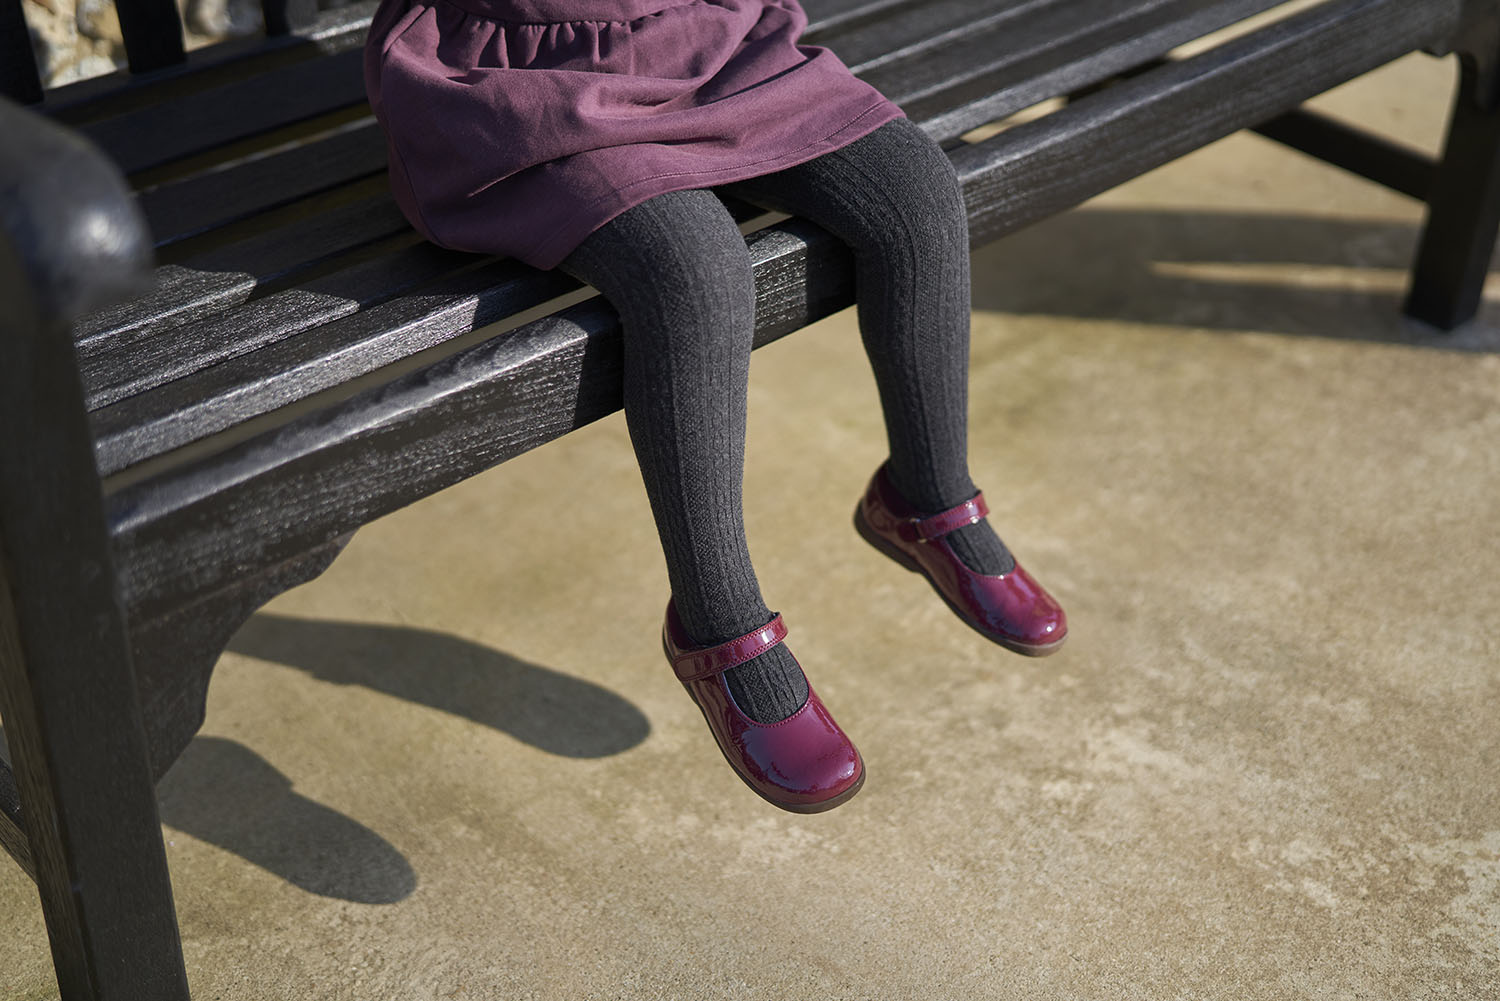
1, 220, 190, 997
1405, 50, 1500, 330
0, 600, 191, 1000
0, 411, 192, 1000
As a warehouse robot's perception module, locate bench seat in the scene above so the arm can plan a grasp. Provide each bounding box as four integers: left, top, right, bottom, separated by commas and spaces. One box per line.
86, 0, 1461, 602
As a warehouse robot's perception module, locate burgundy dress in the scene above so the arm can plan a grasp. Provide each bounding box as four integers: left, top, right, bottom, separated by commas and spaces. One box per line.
363, 0, 906, 270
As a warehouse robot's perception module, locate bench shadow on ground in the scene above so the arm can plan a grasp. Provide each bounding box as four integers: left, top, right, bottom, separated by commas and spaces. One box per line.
1, 619, 651, 905
970, 207, 1500, 352
0, 724, 419, 904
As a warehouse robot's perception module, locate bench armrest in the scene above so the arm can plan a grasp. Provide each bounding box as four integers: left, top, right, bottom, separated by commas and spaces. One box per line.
0, 96, 152, 333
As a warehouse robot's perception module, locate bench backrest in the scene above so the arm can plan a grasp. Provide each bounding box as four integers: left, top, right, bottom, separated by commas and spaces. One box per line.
0, 0, 339, 104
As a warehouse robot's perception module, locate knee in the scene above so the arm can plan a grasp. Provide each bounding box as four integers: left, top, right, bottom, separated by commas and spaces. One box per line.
847, 120, 970, 258
595, 190, 757, 334
656, 204, 758, 323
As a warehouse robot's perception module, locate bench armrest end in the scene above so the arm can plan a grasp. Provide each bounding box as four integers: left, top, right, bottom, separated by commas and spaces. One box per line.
0, 96, 153, 332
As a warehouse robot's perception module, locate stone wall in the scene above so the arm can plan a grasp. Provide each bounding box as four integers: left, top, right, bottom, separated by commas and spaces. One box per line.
21, 0, 263, 87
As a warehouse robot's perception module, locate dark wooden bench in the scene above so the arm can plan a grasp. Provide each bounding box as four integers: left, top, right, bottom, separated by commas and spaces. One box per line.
3, 0, 1498, 995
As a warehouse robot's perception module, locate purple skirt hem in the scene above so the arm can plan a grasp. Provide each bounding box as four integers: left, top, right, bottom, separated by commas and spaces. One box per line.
527, 101, 906, 271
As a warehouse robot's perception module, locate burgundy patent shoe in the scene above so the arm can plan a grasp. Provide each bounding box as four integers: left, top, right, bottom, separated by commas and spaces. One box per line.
661, 599, 864, 814
853, 463, 1067, 656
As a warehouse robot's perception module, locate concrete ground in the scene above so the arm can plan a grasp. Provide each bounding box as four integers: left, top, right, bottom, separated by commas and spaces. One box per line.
5, 51, 1500, 1001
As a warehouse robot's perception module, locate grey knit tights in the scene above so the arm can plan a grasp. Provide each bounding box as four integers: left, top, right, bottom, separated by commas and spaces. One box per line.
557, 116, 1013, 724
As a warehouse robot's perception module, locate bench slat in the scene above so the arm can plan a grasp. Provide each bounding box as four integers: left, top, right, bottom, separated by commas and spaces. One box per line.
75, 192, 409, 350
85, 241, 468, 428
139, 119, 388, 246
800, 0, 911, 42
827, 0, 1064, 68
78, 48, 367, 176
870, 0, 1286, 137
90, 256, 576, 480
950, 0, 1458, 244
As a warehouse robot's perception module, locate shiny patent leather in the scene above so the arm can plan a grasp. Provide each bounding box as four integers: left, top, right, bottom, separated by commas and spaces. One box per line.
662, 599, 864, 813
854, 463, 1067, 656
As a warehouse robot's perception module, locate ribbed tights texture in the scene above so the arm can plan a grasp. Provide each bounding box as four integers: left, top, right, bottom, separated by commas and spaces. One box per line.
557, 117, 1013, 724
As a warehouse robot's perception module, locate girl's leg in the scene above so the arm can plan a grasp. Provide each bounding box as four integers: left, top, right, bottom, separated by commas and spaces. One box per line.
558, 188, 808, 724
719, 116, 1014, 575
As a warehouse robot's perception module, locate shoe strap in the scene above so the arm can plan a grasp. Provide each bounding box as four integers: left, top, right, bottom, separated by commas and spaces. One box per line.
903, 491, 990, 543
666, 605, 788, 683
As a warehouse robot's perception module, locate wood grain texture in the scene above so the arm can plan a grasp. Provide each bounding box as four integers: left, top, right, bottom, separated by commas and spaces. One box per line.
83, 239, 451, 407
73, 191, 409, 355
75, 265, 258, 350
89, 243, 489, 466
905, 0, 1288, 139
949, 0, 1464, 247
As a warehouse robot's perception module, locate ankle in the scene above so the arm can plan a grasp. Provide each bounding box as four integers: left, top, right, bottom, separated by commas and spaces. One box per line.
884, 461, 977, 517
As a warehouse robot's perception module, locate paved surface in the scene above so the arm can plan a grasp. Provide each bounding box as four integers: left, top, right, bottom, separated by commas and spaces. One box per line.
4, 51, 1498, 1001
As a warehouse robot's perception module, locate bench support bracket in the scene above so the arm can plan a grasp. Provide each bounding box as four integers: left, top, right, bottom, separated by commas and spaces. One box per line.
1407, 10, 1500, 329
132, 534, 355, 781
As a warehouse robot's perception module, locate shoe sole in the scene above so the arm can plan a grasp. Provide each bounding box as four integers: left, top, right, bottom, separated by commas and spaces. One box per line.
663, 635, 867, 814
852, 502, 1067, 658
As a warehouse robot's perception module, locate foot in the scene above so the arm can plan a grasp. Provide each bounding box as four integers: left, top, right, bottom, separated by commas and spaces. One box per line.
853, 462, 1067, 655
662, 599, 865, 813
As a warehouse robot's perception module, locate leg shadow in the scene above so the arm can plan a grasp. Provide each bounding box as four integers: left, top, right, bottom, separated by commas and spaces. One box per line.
226, 613, 651, 758
2, 724, 417, 904
156, 736, 416, 904
156, 735, 417, 906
